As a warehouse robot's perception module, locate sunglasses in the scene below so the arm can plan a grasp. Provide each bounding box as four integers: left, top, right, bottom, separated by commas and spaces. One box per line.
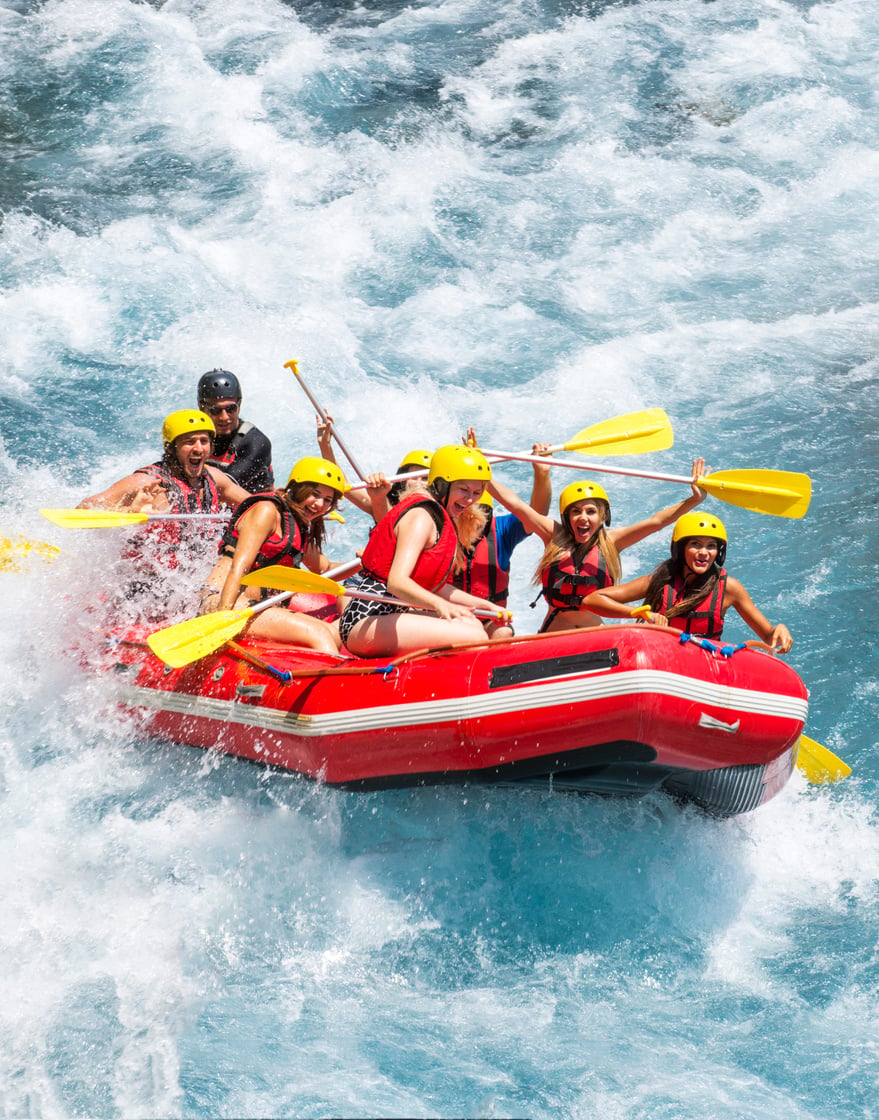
205, 402, 239, 416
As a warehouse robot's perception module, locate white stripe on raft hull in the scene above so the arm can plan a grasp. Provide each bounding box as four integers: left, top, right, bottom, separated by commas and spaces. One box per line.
114, 668, 808, 738
106, 624, 809, 817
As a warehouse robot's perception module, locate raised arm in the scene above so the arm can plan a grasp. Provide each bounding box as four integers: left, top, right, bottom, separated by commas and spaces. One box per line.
487, 475, 556, 542
610, 458, 707, 551
528, 443, 552, 517
318, 413, 372, 515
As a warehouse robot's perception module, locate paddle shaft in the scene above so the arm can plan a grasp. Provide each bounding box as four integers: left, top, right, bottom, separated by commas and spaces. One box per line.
134, 512, 229, 521
480, 448, 692, 484
285, 358, 368, 481
346, 455, 683, 492
345, 449, 673, 492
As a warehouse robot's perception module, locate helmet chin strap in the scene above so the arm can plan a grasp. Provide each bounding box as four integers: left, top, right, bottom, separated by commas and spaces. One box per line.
431, 479, 450, 505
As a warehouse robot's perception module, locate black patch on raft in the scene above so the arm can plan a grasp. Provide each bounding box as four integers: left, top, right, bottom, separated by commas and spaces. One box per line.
489, 648, 620, 689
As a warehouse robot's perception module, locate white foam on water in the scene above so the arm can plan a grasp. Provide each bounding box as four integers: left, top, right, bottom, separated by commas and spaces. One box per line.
1, 0, 878, 1114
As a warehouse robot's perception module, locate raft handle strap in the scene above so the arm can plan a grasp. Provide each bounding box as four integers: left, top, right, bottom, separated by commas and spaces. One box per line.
227, 642, 292, 683
678, 633, 747, 658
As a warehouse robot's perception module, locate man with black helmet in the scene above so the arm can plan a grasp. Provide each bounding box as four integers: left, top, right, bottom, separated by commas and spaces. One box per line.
197, 368, 274, 493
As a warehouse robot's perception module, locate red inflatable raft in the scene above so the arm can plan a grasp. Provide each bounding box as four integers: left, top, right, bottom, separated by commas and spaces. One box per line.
106, 622, 808, 817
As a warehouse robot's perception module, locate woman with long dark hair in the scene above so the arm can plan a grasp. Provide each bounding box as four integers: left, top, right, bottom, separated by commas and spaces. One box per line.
199, 456, 346, 654
581, 510, 793, 651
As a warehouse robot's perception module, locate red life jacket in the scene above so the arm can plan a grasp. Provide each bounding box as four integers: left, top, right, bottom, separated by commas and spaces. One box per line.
360, 492, 457, 592
657, 569, 728, 639
541, 543, 613, 611
128, 462, 222, 568
220, 493, 306, 571
452, 516, 509, 605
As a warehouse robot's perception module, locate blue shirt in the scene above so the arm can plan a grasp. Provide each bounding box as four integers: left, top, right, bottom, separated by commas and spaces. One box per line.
494, 511, 529, 571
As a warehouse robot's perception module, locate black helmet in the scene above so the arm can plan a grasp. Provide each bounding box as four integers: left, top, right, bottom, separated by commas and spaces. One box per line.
197, 368, 242, 406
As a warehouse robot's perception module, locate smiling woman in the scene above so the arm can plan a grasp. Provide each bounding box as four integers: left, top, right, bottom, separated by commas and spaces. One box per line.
198, 456, 346, 654
582, 512, 794, 653
339, 445, 505, 657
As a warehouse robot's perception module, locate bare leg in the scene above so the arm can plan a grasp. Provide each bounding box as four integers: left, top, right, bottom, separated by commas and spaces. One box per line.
245, 607, 341, 654
345, 611, 486, 657
485, 620, 515, 641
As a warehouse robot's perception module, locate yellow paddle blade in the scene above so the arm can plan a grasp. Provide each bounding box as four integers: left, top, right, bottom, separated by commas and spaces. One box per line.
0, 535, 63, 571
40, 508, 149, 529
562, 409, 674, 456
796, 734, 851, 784
240, 565, 346, 596
700, 470, 811, 519
147, 608, 256, 669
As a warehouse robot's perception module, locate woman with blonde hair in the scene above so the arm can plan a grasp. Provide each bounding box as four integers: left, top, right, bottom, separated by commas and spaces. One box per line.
339, 446, 506, 657
486, 458, 707, 632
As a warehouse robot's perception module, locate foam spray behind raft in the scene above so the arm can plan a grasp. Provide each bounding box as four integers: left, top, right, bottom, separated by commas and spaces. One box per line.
0, 0, 877, 1117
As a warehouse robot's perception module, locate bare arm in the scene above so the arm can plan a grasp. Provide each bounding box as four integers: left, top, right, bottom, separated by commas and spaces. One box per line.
318, 413, 372, 515
528, 443, 552, 517
436, 583, 510, 618
386, 509, 476, 621
610, 458, 707, 552
302, 540, 330, 574
76, 471, 170, 511
364, 474, 392, 523
216, 503, 278, 611
581, 577, 654, 619
487, 476, 556, 542
724, 577, 793, 653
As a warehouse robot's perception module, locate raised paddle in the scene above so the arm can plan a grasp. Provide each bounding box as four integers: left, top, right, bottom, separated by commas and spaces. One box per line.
796, 734, 851, 784
240, 565, 511, 622
40, 509, 230, 530
285, 358, 368, 482
340, 410, 677, 493
541, 408, 673, 457
146, 558, 362, 669
477, 450, 812, 519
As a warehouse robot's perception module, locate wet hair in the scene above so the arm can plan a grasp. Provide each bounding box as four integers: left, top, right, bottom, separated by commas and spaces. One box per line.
533, 503, 621, 587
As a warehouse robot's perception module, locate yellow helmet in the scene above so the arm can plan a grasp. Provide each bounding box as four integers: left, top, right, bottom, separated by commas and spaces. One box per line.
478, 490, 493, 507
671, 511, 727, 566
559, 480, 611, 526
286, 456, 348, 497
397, 449, 432, 472
162, 409, 216, 444
428, 445, 492, 488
